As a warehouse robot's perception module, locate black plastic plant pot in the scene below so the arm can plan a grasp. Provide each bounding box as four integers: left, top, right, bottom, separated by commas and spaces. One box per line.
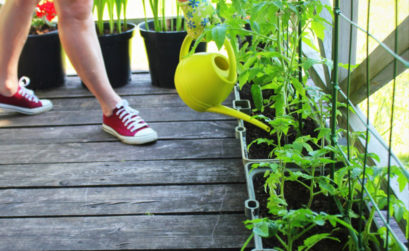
97, 22, 136, 88
18, 30, 65, 90
139, 19, 206, 89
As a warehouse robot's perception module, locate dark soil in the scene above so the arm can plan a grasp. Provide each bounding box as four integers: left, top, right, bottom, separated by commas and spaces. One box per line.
29, 25, 56, 35
253, 174, 350, 250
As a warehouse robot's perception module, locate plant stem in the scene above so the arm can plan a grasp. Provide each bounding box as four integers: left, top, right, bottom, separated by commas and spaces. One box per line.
293, 223, 315, 241
142, 0, 148, 30
287, 221, 293, 251
276, 234, 289, 250
161, 0, 166, 31
176, 3, 182, 31
123, 0, 128, 30
240, 232, 254, 251
307, 167, 316, 209
293, 177, 311, 191
149, 0, 159, 31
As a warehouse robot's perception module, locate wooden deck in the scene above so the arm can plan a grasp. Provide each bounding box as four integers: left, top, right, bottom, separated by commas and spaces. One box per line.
0, 73, 250, 251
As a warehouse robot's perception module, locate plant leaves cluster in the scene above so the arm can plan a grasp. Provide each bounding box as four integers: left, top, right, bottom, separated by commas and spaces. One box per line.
94, 0, 129, 35
141, 0, 183, 32
196, 0, 409, 250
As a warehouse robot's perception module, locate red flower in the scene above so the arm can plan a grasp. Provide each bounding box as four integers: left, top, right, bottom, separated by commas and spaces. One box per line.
36, 1, 57, 22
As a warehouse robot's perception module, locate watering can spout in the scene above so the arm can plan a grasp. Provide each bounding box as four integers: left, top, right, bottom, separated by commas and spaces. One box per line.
207, 105, 270, 132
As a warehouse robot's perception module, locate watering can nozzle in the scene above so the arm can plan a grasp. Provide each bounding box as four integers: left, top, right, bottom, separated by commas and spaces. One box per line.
207, 105, 271, 132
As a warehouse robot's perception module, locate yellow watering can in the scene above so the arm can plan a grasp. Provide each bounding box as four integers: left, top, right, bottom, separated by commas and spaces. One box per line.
174, 35, 270, 132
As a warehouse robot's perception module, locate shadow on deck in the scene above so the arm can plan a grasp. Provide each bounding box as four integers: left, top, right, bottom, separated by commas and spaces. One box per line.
0, 73, 251, 251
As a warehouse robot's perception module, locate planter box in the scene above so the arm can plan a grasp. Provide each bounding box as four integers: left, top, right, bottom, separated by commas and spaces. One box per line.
242, 162, 408, 250
233, 85, 278, 164
243, 163, 347, 250
243, 164, 274, 251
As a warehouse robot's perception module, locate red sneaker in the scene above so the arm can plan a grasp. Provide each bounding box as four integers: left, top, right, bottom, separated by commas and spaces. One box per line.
103, 100, 158, 145
0, 77, 53, 115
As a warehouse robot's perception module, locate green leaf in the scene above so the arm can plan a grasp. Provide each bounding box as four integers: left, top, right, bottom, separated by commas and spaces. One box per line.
94, 0, 107, 34
299, 233, 339, 251
397, 172, 407, 192
317, 177, 336, 195
291, 77, 306, 97
311, 19, 325, 41
115, 0, 123, 33
273, 86, 286, 117
106, 0, 115, 33
238, 71, 249, 89
253, 220, 278, 238
348, 209, 359, 219
250, 20, 260, 34
302, 35, 319, 52
212, 24, 227, 50
232, 0, 243, 15
251, 84, 264, 112
393, 203, 404, 222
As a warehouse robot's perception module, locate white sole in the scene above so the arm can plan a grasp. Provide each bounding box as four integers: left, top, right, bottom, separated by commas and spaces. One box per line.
0, 101, 52, 115
102, 124, 158, 145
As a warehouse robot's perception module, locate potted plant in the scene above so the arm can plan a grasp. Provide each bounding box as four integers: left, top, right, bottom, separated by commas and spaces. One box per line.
139, 0, 206, 88
92, 0, 135, 88
18, 0, 65, 90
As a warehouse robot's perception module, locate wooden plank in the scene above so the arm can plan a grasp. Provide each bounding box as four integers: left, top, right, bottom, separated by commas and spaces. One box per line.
317, 0, 333, 86
0, 107, 234, 128
0, 214, 251, 250
0, 159, 244, 188
50, 94, 187, 109
305, 0, 358, 92
36, 73, 178, 98
44, 94, 235, 111
304, 44, 329, 92
340, 16, 409, 104
0, 184, 246, 217
0, 139, 241, 165
337, 0, 358, 83
0, 121, 236, 144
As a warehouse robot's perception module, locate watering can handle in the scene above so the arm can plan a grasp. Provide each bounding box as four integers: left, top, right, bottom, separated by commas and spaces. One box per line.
179, 36, 237, 83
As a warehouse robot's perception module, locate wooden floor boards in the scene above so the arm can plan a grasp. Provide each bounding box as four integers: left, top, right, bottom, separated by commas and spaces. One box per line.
0, 73, 250, 251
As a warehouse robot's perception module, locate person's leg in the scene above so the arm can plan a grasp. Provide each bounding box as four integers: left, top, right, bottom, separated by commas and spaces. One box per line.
53, 0, 120, 116
54, 0, 157, 144
0, 0, 40, 96
0, 0, 52, 115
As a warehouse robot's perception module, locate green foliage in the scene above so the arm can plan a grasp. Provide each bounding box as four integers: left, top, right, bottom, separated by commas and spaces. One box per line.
94, 0, 129, 35
244, 209, 350, 251
141, 0, 183, 32
298, 233, 340, 251
205, 0, 408, 249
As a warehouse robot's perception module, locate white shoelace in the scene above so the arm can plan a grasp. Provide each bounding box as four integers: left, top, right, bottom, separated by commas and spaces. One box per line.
116, 100, 147, 132
18, 77, 39, 103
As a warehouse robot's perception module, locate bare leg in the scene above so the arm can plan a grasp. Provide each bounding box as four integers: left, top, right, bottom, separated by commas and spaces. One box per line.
54, 0, 121, 116
0, 0, 40, 96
